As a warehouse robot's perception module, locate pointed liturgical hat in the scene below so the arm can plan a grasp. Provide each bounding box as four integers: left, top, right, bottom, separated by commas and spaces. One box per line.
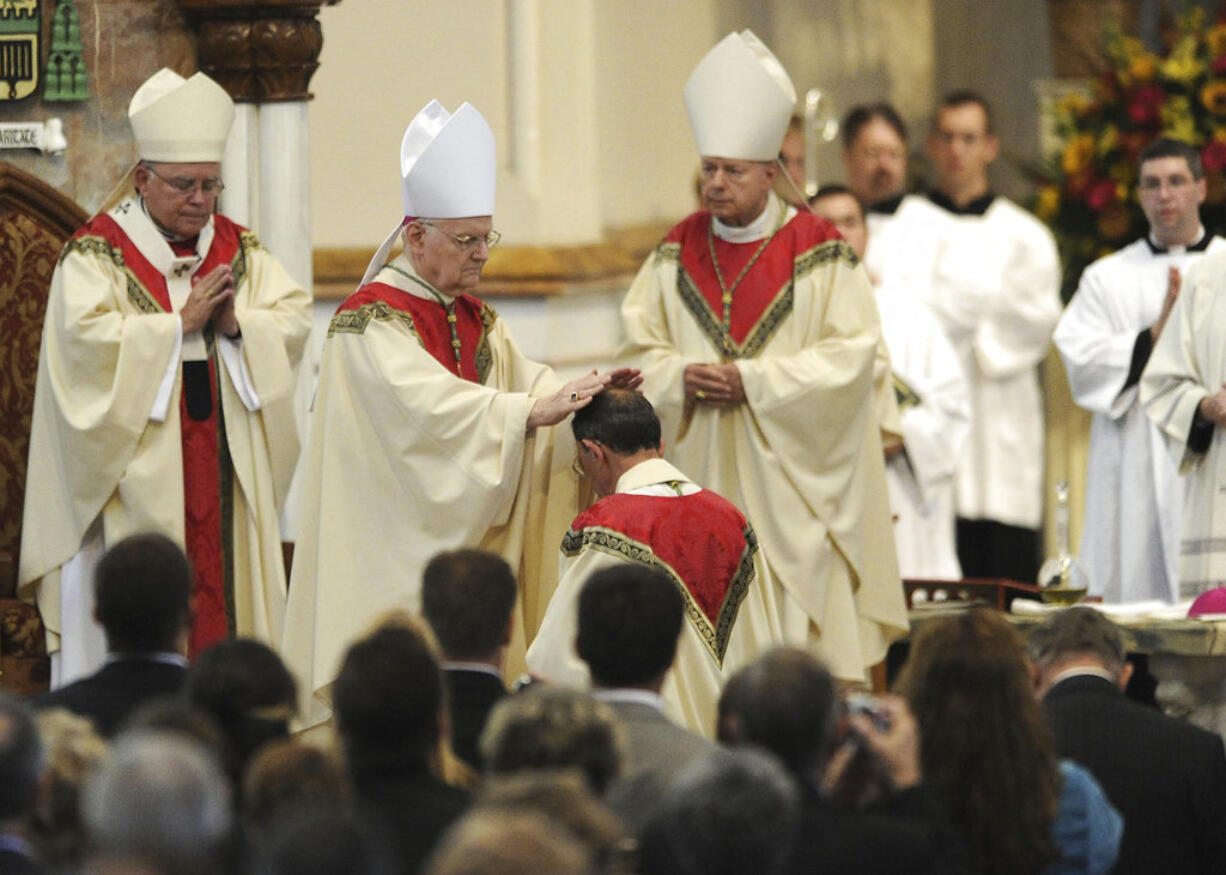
683, 30, 796, 161
129, 68, 235, 163
361, 100, 497, 286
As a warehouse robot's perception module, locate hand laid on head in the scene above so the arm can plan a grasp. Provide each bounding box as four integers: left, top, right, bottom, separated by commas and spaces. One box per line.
684, 362, 746, 405
180, 265, 235, 334
604, 367, 644, 391
527, 370, 611, 430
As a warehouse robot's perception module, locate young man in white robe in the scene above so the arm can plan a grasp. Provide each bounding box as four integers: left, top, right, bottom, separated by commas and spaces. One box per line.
1057, 138, 1223, 603
282, 100, 637, 724
618, 30, 907, 685
840, 102, 911, 282
811, 185, 970, 579
528, 389, 788, 736
870, 90, 1063, 583
19, 69, 312, 686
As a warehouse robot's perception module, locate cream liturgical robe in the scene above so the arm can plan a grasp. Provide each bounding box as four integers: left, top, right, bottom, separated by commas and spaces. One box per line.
1056, 236, 1224, 602
619, 194, 908, 683
878, 194, 1062, 529
526, 458, 792, 736
283, 255, 579, 724
19, 196, 310, 676
876, 283, 971, 579
1142, 248, 1226, 598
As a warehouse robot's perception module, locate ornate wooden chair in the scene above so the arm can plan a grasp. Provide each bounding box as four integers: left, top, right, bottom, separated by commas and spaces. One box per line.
0, 161, 87, 694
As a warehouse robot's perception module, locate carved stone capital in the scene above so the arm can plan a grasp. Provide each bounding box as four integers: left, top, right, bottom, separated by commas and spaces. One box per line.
175, 1, 340, 102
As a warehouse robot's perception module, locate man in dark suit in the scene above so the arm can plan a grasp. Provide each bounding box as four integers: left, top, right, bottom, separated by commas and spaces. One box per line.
575, 564, 719, 830
1031, 606, 1226, 875
421, 549, 516, 771
0, 694, 47, 874
35, 533, 190, 737
333, 621, 470, 875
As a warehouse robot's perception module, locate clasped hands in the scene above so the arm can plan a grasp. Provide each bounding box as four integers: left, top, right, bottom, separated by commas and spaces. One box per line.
684, 362, 745, 406
180, 264, 239, 338
527, 367, 643, 430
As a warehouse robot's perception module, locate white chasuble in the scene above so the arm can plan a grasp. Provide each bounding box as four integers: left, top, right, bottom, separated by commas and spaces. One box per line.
1056, 236, 1225, 602
1142, 248, 1226, 598
619, 195, 907, 684
282, 255, 579, 725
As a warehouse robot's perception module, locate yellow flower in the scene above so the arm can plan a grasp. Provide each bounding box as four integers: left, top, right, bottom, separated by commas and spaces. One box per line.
1062, 134, 1095, 176
1162, 36, 1206, 84
1204, 80, 1226, 116
1108, 161, 1132, 183
1209, 23, 1226, 56
1036, 185, 1060, 221
1129, 53, 1156, 82
1096, 126, 1119, 156
1164, 116, 1199, 144
1214, 127, 1226, 143
1057, 92, 1090, 117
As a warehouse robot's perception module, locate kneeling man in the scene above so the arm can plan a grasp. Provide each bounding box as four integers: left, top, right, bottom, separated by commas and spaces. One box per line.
527, 390, 787, 735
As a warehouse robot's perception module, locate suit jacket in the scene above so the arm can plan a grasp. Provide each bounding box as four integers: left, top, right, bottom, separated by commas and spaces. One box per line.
1044, 673, 1226, 875
443, 667, 506, 770
34, 657, 187, 737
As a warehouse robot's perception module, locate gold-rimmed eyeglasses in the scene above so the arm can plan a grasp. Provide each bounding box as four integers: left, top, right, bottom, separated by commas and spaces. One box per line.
421, 221, 501, 251
144, 165, 226, 197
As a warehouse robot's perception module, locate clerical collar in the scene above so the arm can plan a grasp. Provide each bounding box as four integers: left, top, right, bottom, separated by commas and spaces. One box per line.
712, 194, 782, 243
593, 688, 666, 712
927, 189, 995, 216
1145, 226, 1210, 255
867, 192, 905, 216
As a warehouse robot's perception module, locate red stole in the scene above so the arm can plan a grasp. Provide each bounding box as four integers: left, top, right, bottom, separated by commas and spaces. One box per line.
668, 209, 843, 345
335, 283, 491, 382
74, 213, 247, 657
562, 489, 757, 663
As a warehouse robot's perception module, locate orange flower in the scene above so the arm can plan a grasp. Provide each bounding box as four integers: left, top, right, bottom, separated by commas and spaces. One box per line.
1096, 204, 1132, 240
1129, 53, 1156, 82
1202, 79, 1226, 116
1036, 185, 1060, 221
1208, 23, 1226, 56
1062, 135, 1095, 176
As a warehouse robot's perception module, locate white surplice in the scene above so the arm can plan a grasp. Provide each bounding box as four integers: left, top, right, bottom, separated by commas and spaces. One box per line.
877, 194, 1062, 529
1141, 248, 1226, 597
876, 282, 971, 579
1055, 235, 1225, 602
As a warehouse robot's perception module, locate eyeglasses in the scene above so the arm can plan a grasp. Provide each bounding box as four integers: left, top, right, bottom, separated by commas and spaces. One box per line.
1139, 176, 1194, 193
421, 221, 501, 251
144, 165, 226, 196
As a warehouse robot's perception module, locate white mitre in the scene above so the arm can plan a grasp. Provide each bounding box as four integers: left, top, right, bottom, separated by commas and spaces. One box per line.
683, 30, 796, 161
361, 100, 497, 287
129, 68, 235, 163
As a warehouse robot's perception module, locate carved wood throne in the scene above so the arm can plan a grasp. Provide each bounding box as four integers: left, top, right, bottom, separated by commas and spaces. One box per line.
0, 161, 87, 694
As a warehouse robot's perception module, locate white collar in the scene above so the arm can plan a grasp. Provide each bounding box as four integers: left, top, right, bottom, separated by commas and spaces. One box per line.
615, 458, 694, 493
1049, 666, 1118, 687
592, 688, 666, 712
105, 651, 189, 668
1149, 225, 1206, 255
380, 253, 458, 304
713, 194, 791, 243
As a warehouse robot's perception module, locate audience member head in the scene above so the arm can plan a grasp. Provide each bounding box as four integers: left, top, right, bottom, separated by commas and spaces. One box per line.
480, 687, 623, 795
93, 532, 191, 654
33, 709, 109, 867
928, 90, 998, 202
425, 810, 590, 875
638, 748, 798, 875
777, 114, 806, 202
571, 389, 663, 497
82, 730, 231, 874
121, 697, 226, 760
476, 772, 626, 870
577, 564, 682, 691
717, 647, 837, 783
256, 805, 396, 875
242, 739, 347, 834
809, 183, 868, 260
895, 607, 1059, 875
1136, 136, 1206, 246
1028, 606, 1132, 696
840, 102, 908, 205
184, 638, 297, 784
422, 549, 518, 664
333, 618, 445, 772
0, 694, 43, 829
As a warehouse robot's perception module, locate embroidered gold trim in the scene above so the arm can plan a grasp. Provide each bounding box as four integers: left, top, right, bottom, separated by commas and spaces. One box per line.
327, 301, 420, 338
794, 238, 858, 278
230, 230, 264, 290
656, 241, 681, 262
560, 523, 757, 665
893, 372, 922, 411
475, 304, 498, 384
61, 235, 164, 314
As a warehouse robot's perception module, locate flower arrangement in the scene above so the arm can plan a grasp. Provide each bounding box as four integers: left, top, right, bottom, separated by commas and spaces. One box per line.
1035, 8, 1226, 300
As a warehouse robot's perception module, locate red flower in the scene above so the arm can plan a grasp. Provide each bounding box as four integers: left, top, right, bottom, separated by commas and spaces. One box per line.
1203, 140, 1226, 173
1086, 178, 1119, 212
1127, 84, 1166, 126
1214, 55, 1226, 75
